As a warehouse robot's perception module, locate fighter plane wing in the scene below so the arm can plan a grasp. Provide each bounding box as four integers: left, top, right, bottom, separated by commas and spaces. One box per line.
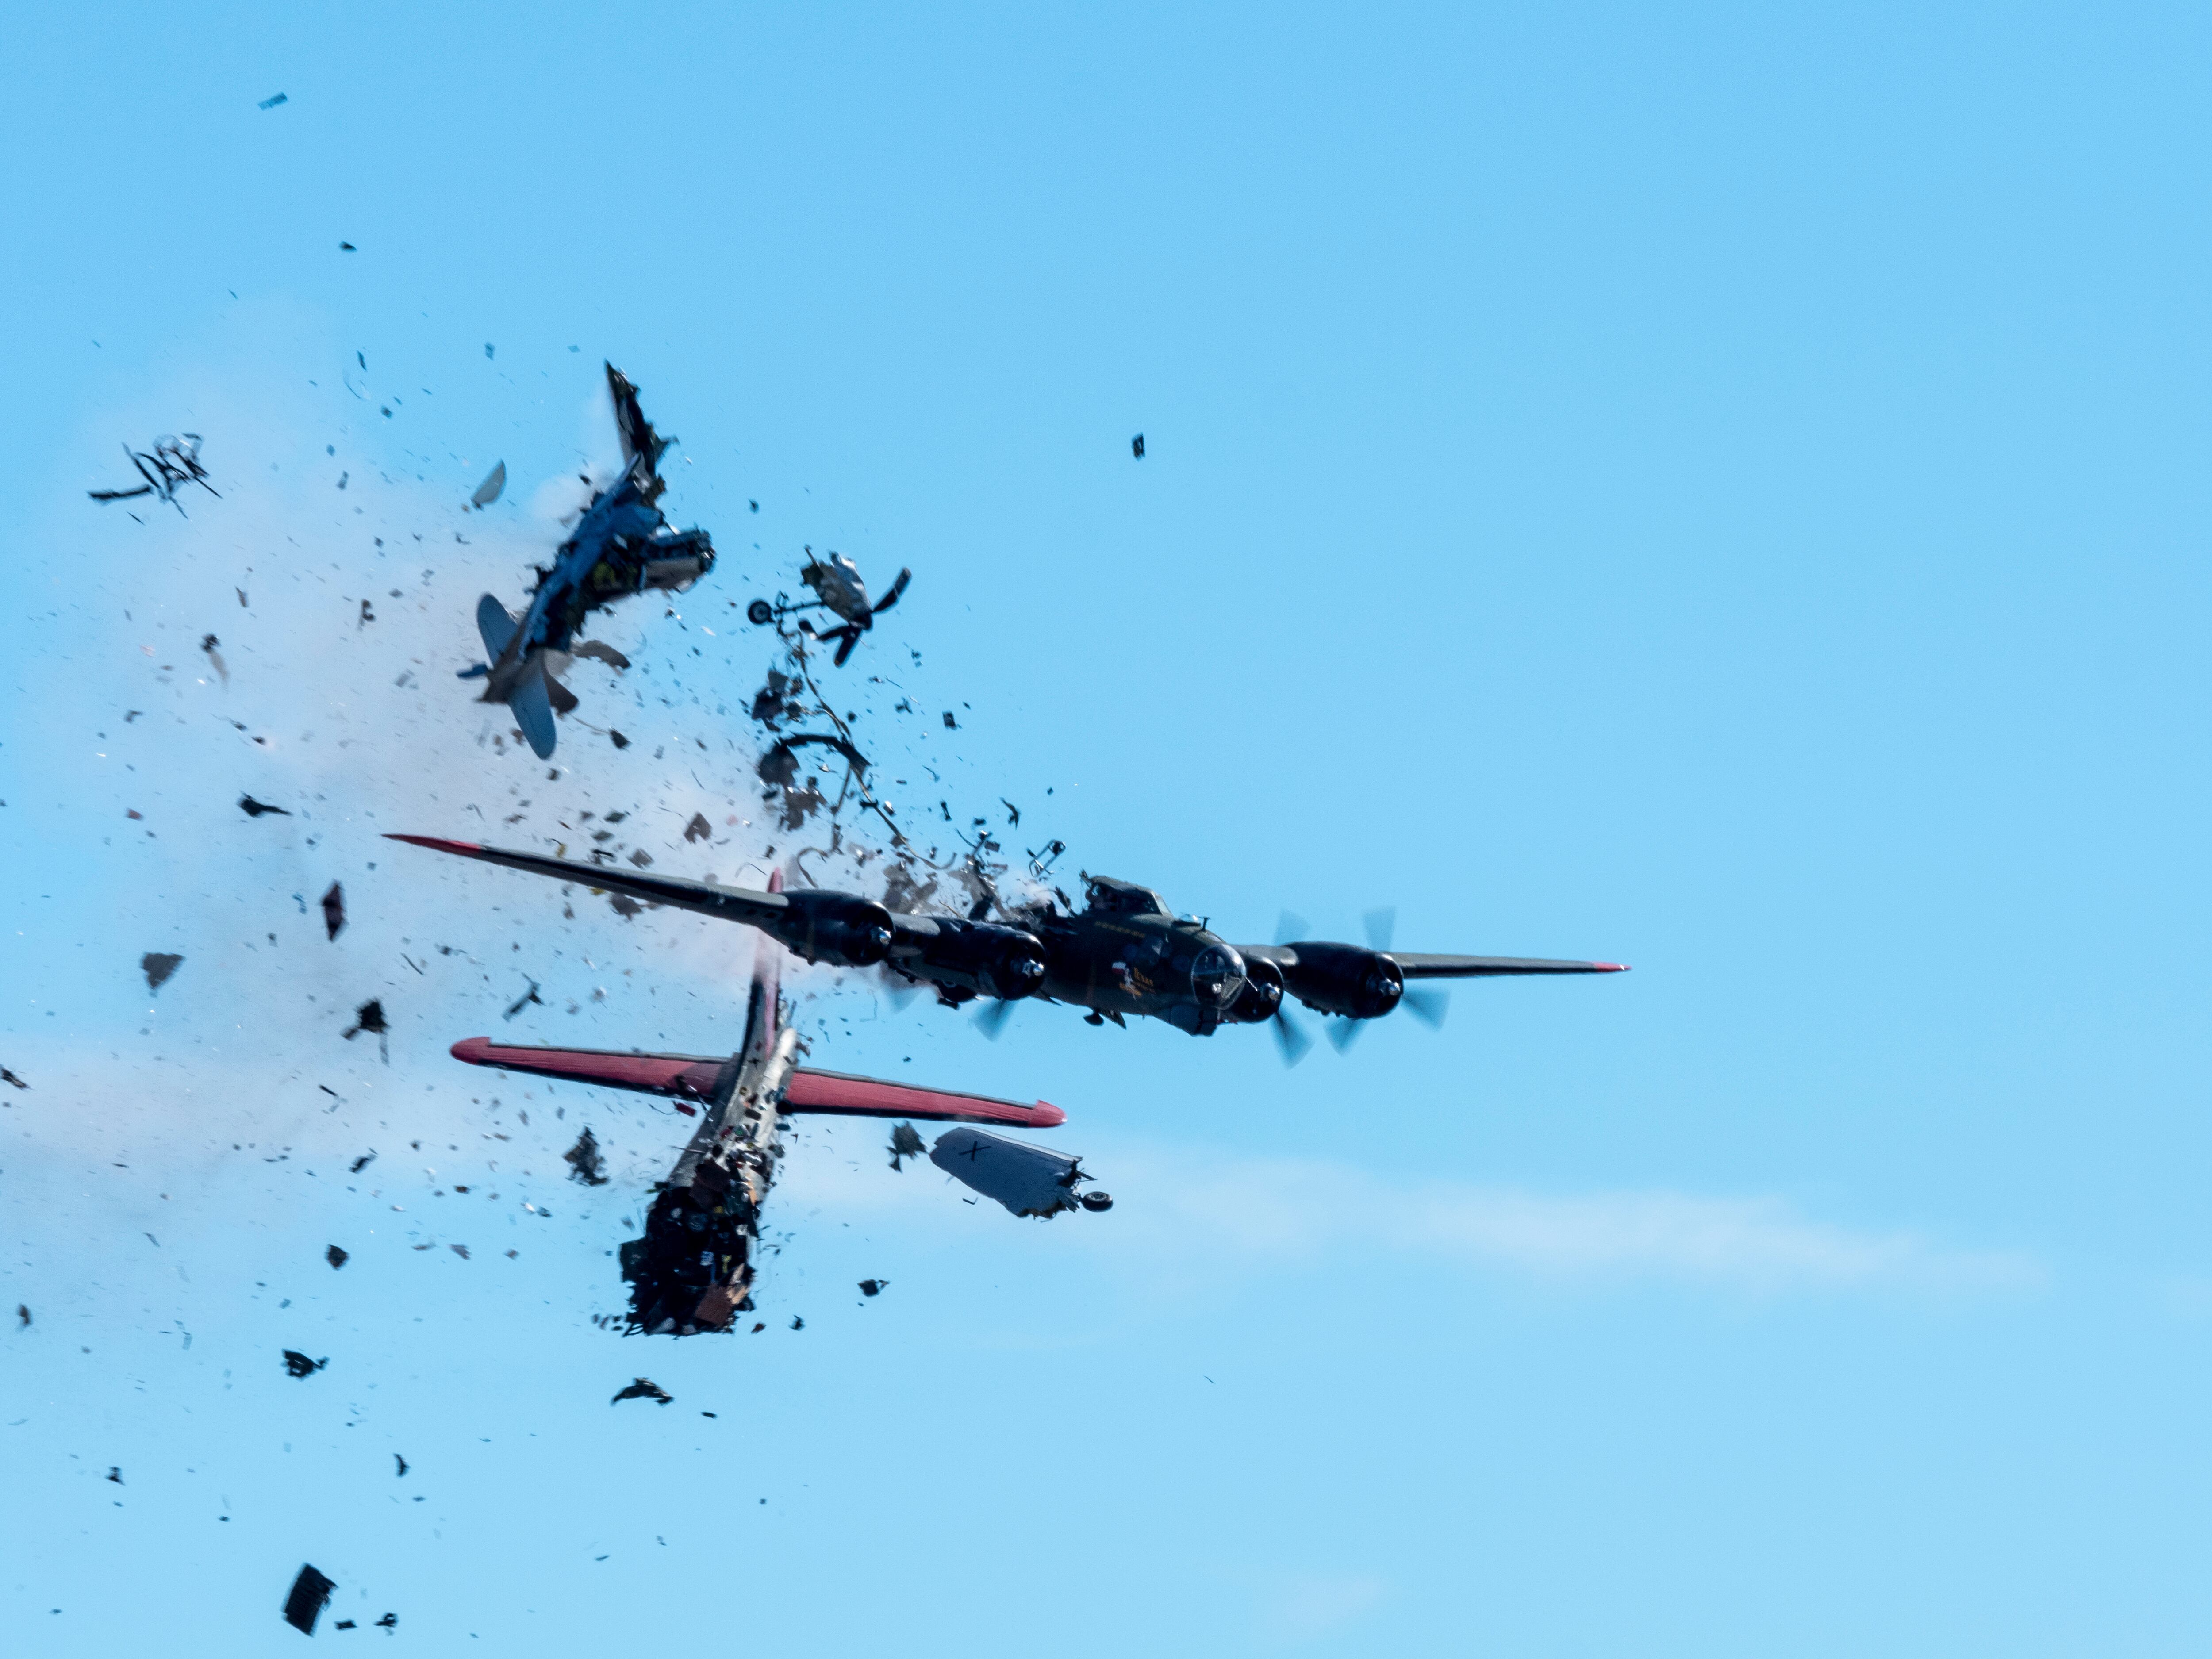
605, 362, 669, 481
1388, 954, 1628, 978
449, 1038, 1064, 1127
386, 835, 787, 928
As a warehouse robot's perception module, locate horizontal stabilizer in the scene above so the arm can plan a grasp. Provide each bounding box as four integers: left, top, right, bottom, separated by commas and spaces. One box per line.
475, 593, 519, 659
509, 663, 557, 758
449, 1038, 1064, 1127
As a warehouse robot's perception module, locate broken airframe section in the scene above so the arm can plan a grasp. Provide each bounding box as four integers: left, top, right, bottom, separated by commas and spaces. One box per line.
445, 872, 1103, 1336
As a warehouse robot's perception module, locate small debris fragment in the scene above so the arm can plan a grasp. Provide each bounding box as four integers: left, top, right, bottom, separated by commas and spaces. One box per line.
141, 952, 183, 992
858, 1279, 886, 1297
15, 1305, 27, 1327
258, 92, 288, 109
607, 894, 641, 919
91, 436, 219, 515
1132, 433, 1145, 459
341, 1000, 388, 1062
358, 598, 374, 626
239, 795, 291, 817
683, 812, 712, 843
572, 640, 630, 671
469, 461, 506, 509
282, 1350, 326, 1379
790, 1316, 804, 1331
320, 882, 346, 941
564, 1128, 609, 1187
611, 1377, 672, 1406
201, 633, 228, 684
349, 1152, 376, 1174
395, 1455, 408, 1477
608, 730, 630, 749
942, 710, 957, 730
339, 241, 355, 252
335, 1622, 356, 1631
887, 1122, 925, 1171
282, 1564, 335, 1635
449, 1244, 470, 1260
376, 1613, 397, 1631
107, 1466, 122, 1484
325, 1245, 349, 1270
502, 979, 544, 1021
1, 1068, 26, 1090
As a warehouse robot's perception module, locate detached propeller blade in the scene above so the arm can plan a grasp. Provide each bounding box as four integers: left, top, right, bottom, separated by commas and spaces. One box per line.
1363, 906, 1396, 952
974, 997, 1018, 1041
1401, 985, 1449, 1029
1271, 1006, 1313, 1067
872, 568, 912, 615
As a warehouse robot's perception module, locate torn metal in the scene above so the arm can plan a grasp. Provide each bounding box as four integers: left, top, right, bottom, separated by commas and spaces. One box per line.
746, 550, 911, 668
141, 952, 183, 992
611, 1376, 672, 1406
564, 1128, 609, 1187
929, 1126, 1110, 1218
239, 795, 291, 817
320, 882, 346, 941
281, 1350, 326, 1379
89, 434, 218, 515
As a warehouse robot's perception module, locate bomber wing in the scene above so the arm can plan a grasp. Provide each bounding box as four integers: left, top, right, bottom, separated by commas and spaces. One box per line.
386, 835, 788, 928
1389, 954, 1628, 978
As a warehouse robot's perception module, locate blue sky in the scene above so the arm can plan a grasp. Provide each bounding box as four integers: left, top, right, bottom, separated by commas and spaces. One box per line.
4, 3, 2210, 1653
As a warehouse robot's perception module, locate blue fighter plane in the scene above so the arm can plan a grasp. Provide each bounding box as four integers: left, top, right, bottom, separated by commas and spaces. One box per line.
461, 363, 716, 757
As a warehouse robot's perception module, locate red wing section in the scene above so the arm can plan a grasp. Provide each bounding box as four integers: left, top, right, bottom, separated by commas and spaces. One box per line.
449, 1039, 1064, 1128
450, 1038, 723, 1102
783, 1067, 1064, 1129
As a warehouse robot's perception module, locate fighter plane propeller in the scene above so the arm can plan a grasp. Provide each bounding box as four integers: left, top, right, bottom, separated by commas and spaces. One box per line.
388, 836, 1626, 1060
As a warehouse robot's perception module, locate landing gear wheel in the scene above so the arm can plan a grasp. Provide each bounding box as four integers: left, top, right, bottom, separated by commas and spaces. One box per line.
1079, 1190, 1114, 1212
746, 599, 774, 626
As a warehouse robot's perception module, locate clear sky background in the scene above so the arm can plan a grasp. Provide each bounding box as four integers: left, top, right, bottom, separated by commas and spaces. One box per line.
3, 3, 2209, 1654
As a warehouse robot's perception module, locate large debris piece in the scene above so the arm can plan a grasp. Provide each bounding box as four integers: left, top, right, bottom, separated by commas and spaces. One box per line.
90, 434, 218, 515
611, 1377, 673, 1406
929, 1126, 1107, 1219
887, 1121, 925, 1170
141, 952, 183, 992
320, 882, 346, 941
282, 1564, 336, 1635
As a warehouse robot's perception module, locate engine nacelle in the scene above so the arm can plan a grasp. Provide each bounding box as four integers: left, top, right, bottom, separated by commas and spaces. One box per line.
777, 891, 895, 967
900, 918, 1048, 1001
1225, 956, 1285, 1024
1279, 943, 1402, 1020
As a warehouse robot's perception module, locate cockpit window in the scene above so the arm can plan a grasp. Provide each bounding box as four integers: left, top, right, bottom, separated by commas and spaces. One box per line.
1190, 943, 1246, 1008
1085, 878, 1171, 917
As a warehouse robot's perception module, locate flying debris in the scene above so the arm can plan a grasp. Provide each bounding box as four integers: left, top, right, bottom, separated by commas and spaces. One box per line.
433, 871, 1068, 1334
258, 92, 288, 109
341, 999, 388, 1062
746, 550, 911, 667
1132, 433, 1145, 459
457, 363, 717, 758
141, 952, 183, 992
930, 1126, 1107, 1218
395, 1455, 408, 1477
572, 640, 630, 671
2, 1067, 27, 1090
349, 1152, 376, 1174
564, 1127, 609, 1186
238, 795, 291, 817
611, 1377, 673, 1406
325, 1245, 349, 1269
201, 634, 228, 685
281, 1565, 335, 1635
887, 1121, 925, 1170
89, 435, 218, 515
858, 1279, 886, 1297
281, 1350, 326, 1379
14, 1304, 27, 1327
389, 836, 1625, 1057
683, 812, 712, 843
469, 460, 506, 509
502, 979, 544, 1021
319, 882, 346, 941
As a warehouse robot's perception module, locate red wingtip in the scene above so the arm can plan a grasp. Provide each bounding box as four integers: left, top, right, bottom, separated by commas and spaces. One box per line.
1030, 1102, 1067, 1127
387, 833, 485, 855
451, 1037, 494, 1064
1595, 963, 1631, 973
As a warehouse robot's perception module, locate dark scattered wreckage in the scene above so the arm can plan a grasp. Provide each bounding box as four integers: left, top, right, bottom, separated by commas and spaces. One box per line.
610, 1376, 673, 1406
239, 795, 291, 818
564, 1127, 609, 1186
141, 952, 183, 993
282, 1349, 326, 1379
746, 549, 911, 667
89, 434, 218, 515
320, 881, 346, 941
458, 362, 716, 758
437, 870, 1092, 1337
390, 835, 1626, 1064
